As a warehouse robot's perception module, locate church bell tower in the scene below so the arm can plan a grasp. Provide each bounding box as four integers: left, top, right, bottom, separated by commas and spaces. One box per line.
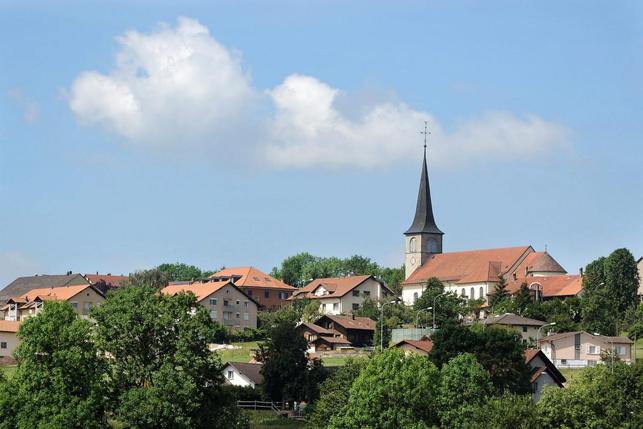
404, 122, 443, 279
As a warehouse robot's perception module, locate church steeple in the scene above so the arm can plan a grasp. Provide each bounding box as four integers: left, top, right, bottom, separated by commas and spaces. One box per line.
404, 122, 444, 279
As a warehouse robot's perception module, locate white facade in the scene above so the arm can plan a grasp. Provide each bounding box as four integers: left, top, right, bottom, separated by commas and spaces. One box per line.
316, 278, 387, 315
402, 280, 492, 306
222, 364, 257, 388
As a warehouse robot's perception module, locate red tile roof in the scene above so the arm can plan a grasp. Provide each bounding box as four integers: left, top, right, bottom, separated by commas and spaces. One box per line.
84, 274, 129, 287
293, 275, 387, 299
513, 252, 567, 277
12, 284, 100, 303
394, 339, 433, 353
313, 336, 352, 345
209, 267, 296, 290
316, 315, 376, 331
524, 348, 566, 386
0, 320, 20, 333
403, 246, 533, 285
508, 275, 583, 298
161, 281, 230, 302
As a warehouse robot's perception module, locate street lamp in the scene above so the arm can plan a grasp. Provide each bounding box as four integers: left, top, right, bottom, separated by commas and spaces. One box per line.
432, 293, 448, 330
536, 322, 556, 346
380, 300, 398, 351
415, 307, 432, 328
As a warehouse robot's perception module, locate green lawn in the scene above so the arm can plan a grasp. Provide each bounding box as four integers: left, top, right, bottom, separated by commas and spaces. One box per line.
217, 341, 261, 363
245, 410, 307, 429
559, 367, 586, 384
634, 337, 643, 361
0, 365, 16, 378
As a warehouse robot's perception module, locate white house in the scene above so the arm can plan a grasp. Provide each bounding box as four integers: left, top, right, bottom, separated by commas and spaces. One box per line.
291, 275, 392, 315
222, 362, 263, 388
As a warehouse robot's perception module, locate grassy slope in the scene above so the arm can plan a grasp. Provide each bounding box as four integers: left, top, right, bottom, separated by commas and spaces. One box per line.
217, 341, 261, 363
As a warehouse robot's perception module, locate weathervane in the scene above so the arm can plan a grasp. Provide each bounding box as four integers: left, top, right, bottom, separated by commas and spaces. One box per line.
420, 120, 430, 153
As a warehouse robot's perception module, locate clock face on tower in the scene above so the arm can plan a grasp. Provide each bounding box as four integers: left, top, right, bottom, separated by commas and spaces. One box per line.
410, 256, 416, 265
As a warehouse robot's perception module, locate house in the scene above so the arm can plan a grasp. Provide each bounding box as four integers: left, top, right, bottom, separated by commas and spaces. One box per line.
525, 348, 566, 401
162, 281, 258, 330
0, 321, 20, 358
0, 273, 89, 305
223, 362, 263, 388
400, 144, 576, 307
480, 313, 546, 343
296, 322, 341, 343
209, 267, 296, 311
291, 275, 392, 315
310, 335, 352, 352
2, 284, 105, 321
393, 338, 433, 356
314, 314, 376, 347
538, 331, 633, 368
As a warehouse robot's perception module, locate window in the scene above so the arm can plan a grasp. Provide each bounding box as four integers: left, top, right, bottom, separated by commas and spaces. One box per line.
333, 303, 339, 311
244, 301, 249, 308
352, 290, 360, 297
236, 300, 240, 305
461, 288, 466, 297
615, 346, 626, 355
279, 292, 288, 300
321, 304, 327, 311
71, 302, 78, 310
210, 310, 217, 319
522, 326, 528, 333
363, 291, 370, 297
264, 290, 270, 298
470, 288, 475, 299
0, 342, 6, 349
352, 303, 359, 310
409, 237, 417, 252
223, 299, 229, 307
247, 290, 253, 296
223, 312, 230, 321
561, 359, 567, 365
236, 312, 240, 319
82, 302, 91, 315
227, 370, 234, 380
413, 292, 419, 303
209, 298, 217, 306
588, 345, 600, 355
243, 312, 249, 321
479, 287, 484, 300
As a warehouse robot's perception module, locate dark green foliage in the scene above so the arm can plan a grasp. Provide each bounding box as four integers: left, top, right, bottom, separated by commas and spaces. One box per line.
156, 262, 209, 281
306, 358, 368, 429
257, 319, 327, 402
525, 298, 581, 333
414, 278, 466, 328
537, 361, 643, 429
270, 252, 404, 292
122, 267, 170, 289
430, 324, 532, 394
90, 285, 245, 429
473, 394, 540, 429
0, 301, 106, 429
328, 348, 441, 429
223, 385, 269, 402
489, 275, 511, 308
513, 282, 533, 315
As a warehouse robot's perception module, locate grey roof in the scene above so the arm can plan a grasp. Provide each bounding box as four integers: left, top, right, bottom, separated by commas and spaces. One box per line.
405, 149, 443, 235
485, 313, 546, 327
0, 274, 89, 304
226, 362, 263, 385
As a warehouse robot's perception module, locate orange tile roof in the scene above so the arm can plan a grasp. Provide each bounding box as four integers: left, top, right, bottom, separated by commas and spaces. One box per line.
0, 320, 20, 333
84, 274, 129, 287
508, 275, 583, 298
209, 267, 296, 290
13, 284, 98, 303
161, 281, 230, 302
317, 315, 376, 331
513, 252, 567, 277
394, 339, 434, 353
403, 246, 533, 285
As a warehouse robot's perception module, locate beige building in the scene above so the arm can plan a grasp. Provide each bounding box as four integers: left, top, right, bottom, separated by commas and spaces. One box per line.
291, 275, 392, 315
162, 281, 258, 330
538, 331, 633, 368
0, 321, 20, 358
481, 313, 546, 343
2, 284, 105, 321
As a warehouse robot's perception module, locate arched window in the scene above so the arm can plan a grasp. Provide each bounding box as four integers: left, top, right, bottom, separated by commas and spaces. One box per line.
461, 288, 466, 297
479, 286, 484, 301
470, 287, 475, 300
413, 292, 418, 303
409, 237, 417, 252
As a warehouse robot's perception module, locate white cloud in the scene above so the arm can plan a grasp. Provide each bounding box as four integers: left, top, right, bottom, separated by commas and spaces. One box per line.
69, 17, 253, 146
68, 17, 571, 169
264, 75, 571, 168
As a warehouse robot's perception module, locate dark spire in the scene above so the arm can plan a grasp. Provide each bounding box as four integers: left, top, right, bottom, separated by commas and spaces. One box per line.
405, 143, 443, 235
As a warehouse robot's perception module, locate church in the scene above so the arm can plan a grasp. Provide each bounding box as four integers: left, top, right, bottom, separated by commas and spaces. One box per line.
400, 141, 582, 307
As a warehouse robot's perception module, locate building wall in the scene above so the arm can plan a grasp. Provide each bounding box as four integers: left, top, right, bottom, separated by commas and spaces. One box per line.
240, 286, 292, 311
19, 288, 105, 321
339, 278, 387, 314
540, 332, 632, 367
202, 284, 258, 330
396, 342, 430, 356
493, 323, 540, 343
533, 372, 559, 402
402, 280, 491, 306
316, 298, 342, 315
0, 331, 18, 358
222, 365, 255, 388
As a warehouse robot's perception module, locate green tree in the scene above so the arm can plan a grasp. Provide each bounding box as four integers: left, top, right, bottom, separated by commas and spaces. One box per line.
430, 324, 532, 394
301, 300, 321, 322
489, 275, 511, 309
90, 285, 245, 429
472, 394, 540, 429
0, 301, 106, 429
271, 252, 319, 287
306, 358, 368, 429
156, 262, 207, 281
513, 282, 533, 315
377, 266, 405, 295
123, 267, 170, 289
328, 348, 441, 429
437, 353, 494, 427
414, 278, 465, 328
257, 319, 326, 402
604, 248, 640, 314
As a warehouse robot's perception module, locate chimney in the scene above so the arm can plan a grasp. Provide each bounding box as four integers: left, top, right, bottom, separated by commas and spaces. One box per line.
66, 270, 72, 276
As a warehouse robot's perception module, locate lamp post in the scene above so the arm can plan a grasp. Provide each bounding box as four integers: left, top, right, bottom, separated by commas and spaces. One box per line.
432, 293, 447, 330
536, 322, 556, 347
380, 300, 397, 351
415, 307, 432, 328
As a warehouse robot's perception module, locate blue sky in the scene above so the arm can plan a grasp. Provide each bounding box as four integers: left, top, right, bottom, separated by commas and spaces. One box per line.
1, 1, 642, 286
